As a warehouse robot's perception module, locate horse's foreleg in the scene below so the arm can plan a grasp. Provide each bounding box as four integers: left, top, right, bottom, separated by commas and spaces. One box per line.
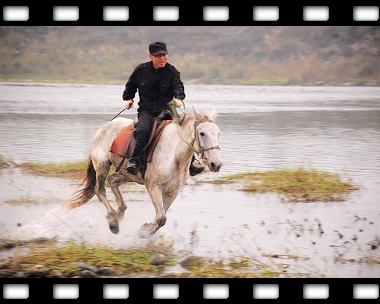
95, 170, 119, 234
108, 172, 131, 221
139, 185, 167, 238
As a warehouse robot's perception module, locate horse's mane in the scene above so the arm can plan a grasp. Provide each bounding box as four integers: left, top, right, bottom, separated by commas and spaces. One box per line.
175, 109, 215, 126
179, 114, 195, 125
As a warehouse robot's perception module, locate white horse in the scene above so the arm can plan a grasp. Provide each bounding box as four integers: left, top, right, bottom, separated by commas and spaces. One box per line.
62, 106, 222, 238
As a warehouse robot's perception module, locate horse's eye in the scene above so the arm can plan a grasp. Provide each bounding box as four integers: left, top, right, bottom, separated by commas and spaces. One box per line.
200, 132, 205, 136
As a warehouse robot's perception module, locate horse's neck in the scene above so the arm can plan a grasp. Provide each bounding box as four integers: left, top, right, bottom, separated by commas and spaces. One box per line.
172, 115, 196, 155
178, 114, 195, 139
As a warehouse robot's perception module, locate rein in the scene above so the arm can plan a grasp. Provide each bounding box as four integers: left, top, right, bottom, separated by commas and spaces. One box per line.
168, 99, 186, 125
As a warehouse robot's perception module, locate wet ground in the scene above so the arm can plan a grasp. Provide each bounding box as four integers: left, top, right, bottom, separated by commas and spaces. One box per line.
0, 164, 379, 278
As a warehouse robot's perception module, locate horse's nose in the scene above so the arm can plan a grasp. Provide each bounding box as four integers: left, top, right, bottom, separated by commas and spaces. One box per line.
210, 161, 222, 172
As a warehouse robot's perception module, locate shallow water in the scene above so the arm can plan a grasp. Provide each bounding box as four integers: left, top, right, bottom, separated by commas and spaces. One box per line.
0, 82, 379, 277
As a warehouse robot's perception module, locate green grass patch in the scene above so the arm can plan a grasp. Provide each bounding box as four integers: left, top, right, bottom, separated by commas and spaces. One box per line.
0, 154, 12, 168
0, 240, 318, 278
5, 197, 45, 205
17, 160, 123, 187
203, 167, 358, 202
18, 160, 88, 180
0, 235, 377, 278
0, 240, 176, 277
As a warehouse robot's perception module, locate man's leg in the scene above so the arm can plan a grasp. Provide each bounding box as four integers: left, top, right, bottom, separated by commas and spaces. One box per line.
126, 111, 153, 175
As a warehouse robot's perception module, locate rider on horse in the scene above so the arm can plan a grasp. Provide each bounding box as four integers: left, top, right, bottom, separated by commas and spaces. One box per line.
122, 41, 205, 176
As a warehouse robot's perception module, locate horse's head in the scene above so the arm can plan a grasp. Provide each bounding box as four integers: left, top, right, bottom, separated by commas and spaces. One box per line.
193, 106, 223, 172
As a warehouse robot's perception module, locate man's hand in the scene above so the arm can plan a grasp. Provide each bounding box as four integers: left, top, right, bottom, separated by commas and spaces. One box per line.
124, 99, 134, 110
173, 98, 183, 108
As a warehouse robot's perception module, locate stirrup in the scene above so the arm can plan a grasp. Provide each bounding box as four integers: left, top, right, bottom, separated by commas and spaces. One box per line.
126, 159, 139, 175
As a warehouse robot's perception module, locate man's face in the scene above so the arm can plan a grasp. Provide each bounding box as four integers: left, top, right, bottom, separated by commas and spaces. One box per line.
149, 53, 167, 69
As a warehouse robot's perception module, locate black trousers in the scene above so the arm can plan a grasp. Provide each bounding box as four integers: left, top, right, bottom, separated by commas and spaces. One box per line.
134, 111, 162, 148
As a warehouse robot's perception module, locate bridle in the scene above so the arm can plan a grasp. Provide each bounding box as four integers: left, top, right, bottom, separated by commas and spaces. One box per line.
193, 119, 220, 156
176, 117, 220, 158
169, 100, 220, 158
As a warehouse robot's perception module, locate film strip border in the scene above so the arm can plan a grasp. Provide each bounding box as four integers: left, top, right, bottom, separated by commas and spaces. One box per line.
1, 279, 380, 300
1, 5, 379, 25
1, 5, 379, 301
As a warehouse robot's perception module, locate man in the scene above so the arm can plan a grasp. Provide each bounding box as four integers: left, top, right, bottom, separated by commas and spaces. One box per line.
122, 41, 205, 176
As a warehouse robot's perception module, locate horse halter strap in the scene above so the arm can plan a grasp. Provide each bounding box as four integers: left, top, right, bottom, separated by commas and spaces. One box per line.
193, 119, 220, 156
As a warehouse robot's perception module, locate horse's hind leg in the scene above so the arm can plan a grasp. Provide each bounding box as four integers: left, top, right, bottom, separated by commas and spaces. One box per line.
93, 160, 120, 234
108, 171, 132, 221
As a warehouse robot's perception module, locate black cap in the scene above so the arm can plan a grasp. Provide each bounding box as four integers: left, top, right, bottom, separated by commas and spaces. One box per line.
149, 41, 168, 55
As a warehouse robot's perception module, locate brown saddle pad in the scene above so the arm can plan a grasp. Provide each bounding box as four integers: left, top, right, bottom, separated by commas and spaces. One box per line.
110, 119, 172, 163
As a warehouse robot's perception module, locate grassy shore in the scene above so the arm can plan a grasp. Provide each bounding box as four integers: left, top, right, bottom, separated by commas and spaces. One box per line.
0, 238, 317, 278
201, 167, 358, 203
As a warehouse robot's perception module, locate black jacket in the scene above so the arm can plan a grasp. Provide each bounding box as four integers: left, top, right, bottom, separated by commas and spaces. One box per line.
122, 61, 186, 113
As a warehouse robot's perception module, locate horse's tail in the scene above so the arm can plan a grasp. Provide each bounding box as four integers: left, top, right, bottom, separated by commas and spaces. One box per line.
62, 155, 97, 210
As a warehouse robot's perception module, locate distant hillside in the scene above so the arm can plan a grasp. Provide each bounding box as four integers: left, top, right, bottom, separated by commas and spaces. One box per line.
0, 26, 379, 86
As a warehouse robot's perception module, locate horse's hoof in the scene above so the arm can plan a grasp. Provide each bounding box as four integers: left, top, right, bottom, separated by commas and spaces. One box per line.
110, 225, 119, 234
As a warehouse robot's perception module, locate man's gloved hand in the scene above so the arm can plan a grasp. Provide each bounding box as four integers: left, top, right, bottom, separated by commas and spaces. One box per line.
173, 98, 183, 108
124, 99, 134, 110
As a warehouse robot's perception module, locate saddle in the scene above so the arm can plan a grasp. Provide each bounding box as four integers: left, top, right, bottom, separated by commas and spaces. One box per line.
110, 110, 173, 177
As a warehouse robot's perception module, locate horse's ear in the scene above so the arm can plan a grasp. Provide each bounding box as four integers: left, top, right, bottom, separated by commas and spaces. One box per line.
193, 106, 202, 121
210, 108, 218, 120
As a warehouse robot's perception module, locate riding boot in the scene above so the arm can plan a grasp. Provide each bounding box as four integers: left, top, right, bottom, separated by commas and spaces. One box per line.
126, 139, 145, 175
189, 155, 206, 176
